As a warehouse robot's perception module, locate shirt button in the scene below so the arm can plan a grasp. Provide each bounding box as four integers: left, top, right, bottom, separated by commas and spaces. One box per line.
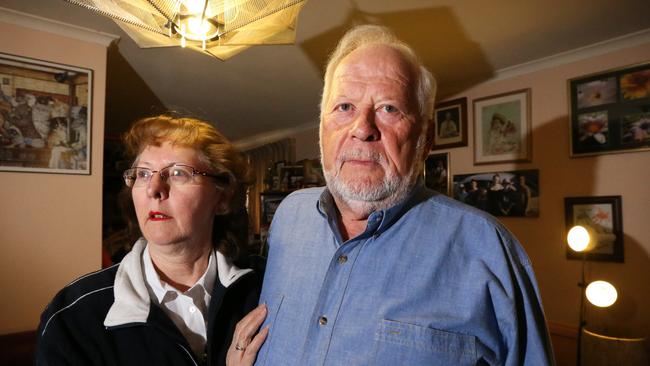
318, 316, 328, 326
189, 306, 196, 313
338, 255, 348, 264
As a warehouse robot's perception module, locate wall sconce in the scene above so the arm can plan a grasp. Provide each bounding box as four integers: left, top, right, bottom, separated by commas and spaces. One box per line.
567, 225, 618, 365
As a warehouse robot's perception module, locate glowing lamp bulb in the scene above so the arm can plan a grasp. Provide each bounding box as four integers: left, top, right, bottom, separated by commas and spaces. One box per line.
184, 0, 206, 14
586, 281, 617, 307
567, 225, 590, 252
187, 16, 210, 38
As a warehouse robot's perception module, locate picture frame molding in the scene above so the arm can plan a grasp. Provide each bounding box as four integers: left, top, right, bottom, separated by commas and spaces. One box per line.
564, 195, 623, 262
452, 168, 539, 217
423, 151, 451, 196
431, 97, 468, 150
472, 88, 532, 165
567, 61, 650, 157
0, 51, 93, 175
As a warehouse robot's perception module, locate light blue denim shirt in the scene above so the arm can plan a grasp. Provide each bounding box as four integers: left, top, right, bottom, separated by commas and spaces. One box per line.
256, 185, 554, 365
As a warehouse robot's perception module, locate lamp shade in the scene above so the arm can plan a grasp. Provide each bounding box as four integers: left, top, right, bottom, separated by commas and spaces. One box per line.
586, 280, 618, 307
64, 0, 308, 60
567, 225, 590, 252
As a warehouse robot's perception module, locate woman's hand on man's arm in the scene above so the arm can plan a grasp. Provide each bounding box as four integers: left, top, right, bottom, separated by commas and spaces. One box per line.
226, 303, 269, 366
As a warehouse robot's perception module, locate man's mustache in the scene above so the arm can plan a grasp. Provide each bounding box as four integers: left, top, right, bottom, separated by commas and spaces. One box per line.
337, 149, 386, 165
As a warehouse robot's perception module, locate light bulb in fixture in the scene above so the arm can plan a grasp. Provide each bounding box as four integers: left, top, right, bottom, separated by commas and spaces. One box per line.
567, 225, 590, 252
183, 0, 207, 15
187, 16, 211, 38
586, 280, 617, 307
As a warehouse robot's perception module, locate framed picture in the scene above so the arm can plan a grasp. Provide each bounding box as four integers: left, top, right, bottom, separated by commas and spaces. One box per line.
432, 97, 468, 149
568, 62, 650, 157
0, 52, 92, 174
260, 192, 286, 227
565, 196, 623, 262
452, 169, 539, 217
424, 152, 450, 196
473, 89, 532, 165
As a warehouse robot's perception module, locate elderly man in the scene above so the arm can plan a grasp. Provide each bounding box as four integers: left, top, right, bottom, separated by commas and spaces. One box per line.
234, 25, 553, 366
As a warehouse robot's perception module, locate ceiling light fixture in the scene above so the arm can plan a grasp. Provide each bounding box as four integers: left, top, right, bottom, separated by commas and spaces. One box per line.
64, 0, 308, 60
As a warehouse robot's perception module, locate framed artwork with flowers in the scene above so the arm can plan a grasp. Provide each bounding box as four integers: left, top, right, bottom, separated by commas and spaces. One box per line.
568, 62, 650, 157
565, 196, 623, 262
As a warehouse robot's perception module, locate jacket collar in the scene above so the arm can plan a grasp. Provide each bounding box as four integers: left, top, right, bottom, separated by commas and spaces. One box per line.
104, 238, 253, 327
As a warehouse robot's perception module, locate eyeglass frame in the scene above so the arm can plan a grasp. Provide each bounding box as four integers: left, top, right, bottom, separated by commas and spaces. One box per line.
122, 163, 232, 188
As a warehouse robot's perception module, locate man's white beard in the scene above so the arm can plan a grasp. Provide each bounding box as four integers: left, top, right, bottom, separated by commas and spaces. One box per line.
323, 148, 422, 216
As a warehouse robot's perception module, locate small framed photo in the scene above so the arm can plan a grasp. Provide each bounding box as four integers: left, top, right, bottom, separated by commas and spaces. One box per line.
473, 89, 532, 165
568, 62, 650, 157
452, 169, 539, 217
432, 97, 468, 150
424, 152, 450, 196
0, 52, 92, 174
565, 196, 623, 262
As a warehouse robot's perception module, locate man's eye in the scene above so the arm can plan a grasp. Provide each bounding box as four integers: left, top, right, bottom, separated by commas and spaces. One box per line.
336, 103, 353, 112
380, 105, 399, 113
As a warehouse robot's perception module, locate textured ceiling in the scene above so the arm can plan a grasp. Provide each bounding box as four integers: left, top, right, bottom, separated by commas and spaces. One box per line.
2, 0, 650, 143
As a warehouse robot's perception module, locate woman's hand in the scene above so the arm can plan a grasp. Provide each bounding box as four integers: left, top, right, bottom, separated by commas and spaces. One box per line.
226, 304, 269, 366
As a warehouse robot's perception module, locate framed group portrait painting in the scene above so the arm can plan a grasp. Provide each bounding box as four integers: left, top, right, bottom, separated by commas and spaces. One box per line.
473, 89, 532, 165
452, 169, 539, 217
431, 97, 468, 150
568, 62, 650, 157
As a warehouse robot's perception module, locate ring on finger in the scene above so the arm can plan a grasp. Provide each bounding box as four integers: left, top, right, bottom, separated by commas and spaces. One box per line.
235, 343, 246, 351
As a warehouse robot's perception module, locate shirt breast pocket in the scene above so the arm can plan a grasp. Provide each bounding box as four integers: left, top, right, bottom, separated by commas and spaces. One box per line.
373, 319, 478, 365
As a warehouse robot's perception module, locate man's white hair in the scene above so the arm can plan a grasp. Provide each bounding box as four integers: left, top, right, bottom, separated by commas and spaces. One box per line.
318, 25, 438, 215
320, 24, 437, 123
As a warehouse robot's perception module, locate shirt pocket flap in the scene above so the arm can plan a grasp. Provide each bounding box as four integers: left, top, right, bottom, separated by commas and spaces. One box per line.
376, 319, 476, 357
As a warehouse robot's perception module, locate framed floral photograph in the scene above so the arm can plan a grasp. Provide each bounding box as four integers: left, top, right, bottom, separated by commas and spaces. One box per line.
565, 196, 623, 262
0, 52, 92, 174
568, 62, 650, 157
473, 89, 532, 165
423, 152, 450, 196
452, 169, 539, 217
431, 97, 467, 150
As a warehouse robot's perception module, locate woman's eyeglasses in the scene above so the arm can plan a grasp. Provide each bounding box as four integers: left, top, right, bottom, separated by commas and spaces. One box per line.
123, 164, 231, 188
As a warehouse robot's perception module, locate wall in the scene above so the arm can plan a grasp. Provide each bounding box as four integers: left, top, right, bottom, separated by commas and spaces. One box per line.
291, 36, 650, 343
0, 11, 115, 334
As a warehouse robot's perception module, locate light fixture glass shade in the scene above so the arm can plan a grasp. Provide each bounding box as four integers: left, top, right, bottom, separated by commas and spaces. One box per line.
567, 225, 591, 252
64, 0, 308, 60
586, 280, 618, 307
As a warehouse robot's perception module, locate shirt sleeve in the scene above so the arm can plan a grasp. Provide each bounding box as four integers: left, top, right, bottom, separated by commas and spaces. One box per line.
491, 226, 556, 365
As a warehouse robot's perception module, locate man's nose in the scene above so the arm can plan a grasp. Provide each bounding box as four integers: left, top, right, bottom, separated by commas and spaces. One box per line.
351, 108, 379, 142
146, 172, 169, 200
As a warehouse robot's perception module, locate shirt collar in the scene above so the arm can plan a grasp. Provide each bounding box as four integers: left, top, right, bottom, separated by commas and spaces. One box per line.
142, 245, 217, 304
317, 181, 431, 242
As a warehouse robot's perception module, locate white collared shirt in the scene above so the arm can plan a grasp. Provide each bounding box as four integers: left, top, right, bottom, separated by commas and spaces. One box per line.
142, 245, 216, 357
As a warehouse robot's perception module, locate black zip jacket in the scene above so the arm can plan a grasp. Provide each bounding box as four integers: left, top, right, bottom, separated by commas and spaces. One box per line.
35, 243, 262, 366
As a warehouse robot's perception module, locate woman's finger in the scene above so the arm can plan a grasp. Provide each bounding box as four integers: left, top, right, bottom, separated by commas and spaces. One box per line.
233, 304, 267, 347
226, 304, 269, 366
239, 326, 269, 365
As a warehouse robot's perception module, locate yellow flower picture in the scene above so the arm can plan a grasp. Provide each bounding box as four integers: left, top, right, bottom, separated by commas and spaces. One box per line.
620, 69, 650, 100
